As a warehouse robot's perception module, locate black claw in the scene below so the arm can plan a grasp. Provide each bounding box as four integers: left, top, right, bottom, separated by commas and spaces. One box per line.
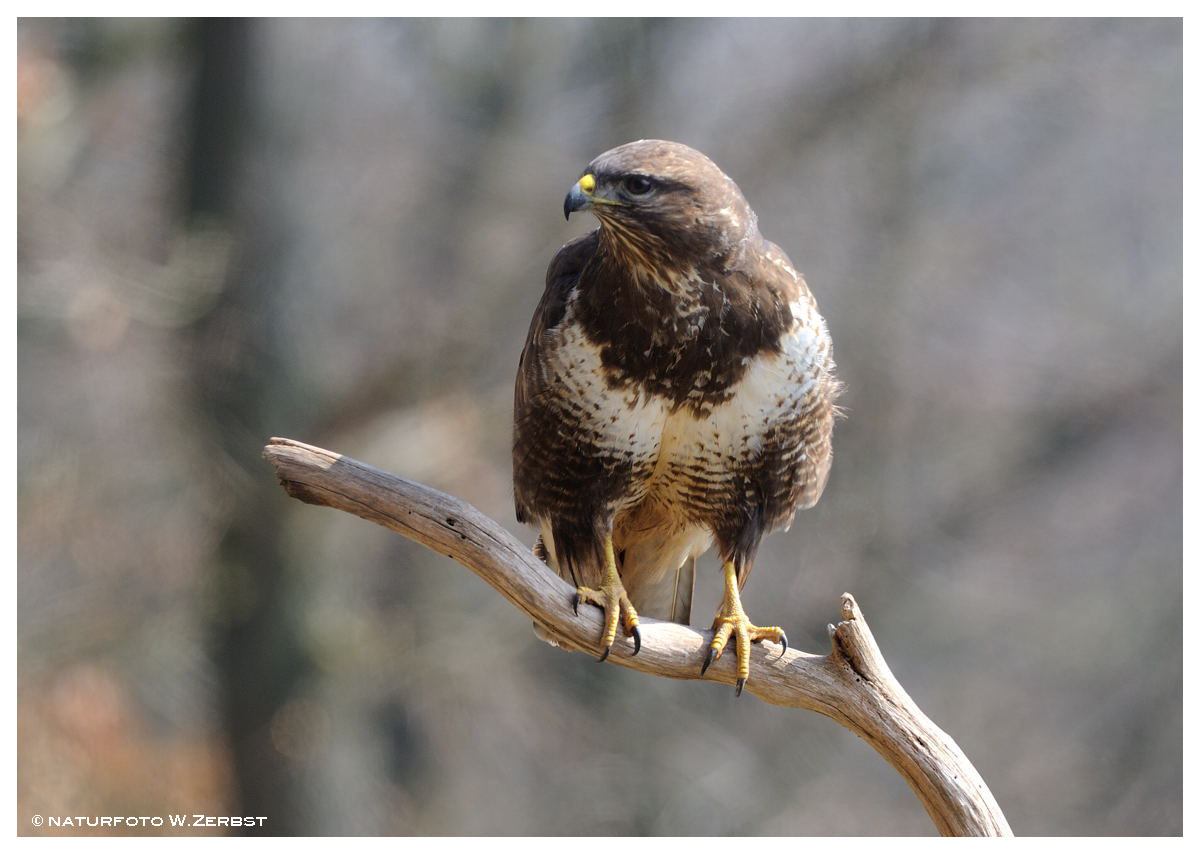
631, 625, 642, 656
735, 678, 745, 697
597, 645, 611, 663
778, 631, 788, 659
573, 593, 581, 615
701, 646, 715, 676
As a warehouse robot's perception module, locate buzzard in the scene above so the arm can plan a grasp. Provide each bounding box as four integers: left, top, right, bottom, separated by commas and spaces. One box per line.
513, 140, 838, 694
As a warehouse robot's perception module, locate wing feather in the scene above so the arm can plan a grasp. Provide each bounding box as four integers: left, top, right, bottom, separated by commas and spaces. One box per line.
513, 232, 597, 525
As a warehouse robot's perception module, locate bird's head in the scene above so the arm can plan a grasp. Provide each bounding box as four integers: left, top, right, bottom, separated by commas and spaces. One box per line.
564, 140, 756, 272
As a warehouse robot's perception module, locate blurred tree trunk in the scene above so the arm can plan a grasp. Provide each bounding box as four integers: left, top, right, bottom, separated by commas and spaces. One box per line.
182, 18, 311, 835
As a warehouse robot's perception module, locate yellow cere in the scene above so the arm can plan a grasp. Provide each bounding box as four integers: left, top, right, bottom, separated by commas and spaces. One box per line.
577, 172, 625, 208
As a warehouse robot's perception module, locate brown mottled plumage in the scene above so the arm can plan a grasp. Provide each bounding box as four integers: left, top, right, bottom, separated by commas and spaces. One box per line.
513, 140, 838, 689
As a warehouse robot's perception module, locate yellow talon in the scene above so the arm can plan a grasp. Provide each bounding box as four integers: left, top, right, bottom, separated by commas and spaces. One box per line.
574, 537, 641, 660
701, 560, 787, 695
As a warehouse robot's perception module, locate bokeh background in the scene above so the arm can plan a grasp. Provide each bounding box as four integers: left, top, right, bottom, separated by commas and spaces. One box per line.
17, 18, 1181, 836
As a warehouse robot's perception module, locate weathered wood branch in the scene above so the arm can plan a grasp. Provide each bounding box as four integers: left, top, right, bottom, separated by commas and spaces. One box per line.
262, 436, 1012, 837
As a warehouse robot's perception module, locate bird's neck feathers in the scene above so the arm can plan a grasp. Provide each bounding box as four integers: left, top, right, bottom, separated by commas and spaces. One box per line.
584, 228, 721, 356
593, 220, 688, 295
590, 214, 755, 302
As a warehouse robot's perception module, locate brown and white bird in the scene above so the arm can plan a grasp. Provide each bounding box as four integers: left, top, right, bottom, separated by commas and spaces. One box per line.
513, 140, 838, 694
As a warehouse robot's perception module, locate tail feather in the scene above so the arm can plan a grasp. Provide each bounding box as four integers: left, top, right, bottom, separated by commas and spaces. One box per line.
669, 556, 696, 625
620, 528, 708, 624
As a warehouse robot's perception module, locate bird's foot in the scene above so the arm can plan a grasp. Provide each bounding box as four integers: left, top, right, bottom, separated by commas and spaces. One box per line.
701, 561, 787, 696
574, 574, 641, 662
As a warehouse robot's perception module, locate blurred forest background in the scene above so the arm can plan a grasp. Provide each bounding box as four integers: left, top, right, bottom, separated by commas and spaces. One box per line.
17, 18, 1181, 836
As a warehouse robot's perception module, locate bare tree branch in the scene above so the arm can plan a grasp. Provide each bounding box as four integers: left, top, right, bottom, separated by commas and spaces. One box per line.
262, 436, 1013, 837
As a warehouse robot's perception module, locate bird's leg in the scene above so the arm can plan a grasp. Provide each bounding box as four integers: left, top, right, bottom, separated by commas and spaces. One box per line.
573, 536, 641, 661
701, 560, 788, 696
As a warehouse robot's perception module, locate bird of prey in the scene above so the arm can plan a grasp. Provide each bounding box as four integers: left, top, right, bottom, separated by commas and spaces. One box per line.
513, 140, 838, 694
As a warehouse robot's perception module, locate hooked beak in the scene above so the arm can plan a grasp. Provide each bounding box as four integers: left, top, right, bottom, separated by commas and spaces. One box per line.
563, 173, 596, 220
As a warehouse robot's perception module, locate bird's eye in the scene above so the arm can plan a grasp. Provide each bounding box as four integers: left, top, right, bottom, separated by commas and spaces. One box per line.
622, 175, 655, 197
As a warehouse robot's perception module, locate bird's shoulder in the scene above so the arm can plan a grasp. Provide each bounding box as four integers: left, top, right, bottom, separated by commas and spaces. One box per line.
525, 231, 596, 343
514, 231, 598, 414
546, 230, 599, 291
743, 235, 807, 306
